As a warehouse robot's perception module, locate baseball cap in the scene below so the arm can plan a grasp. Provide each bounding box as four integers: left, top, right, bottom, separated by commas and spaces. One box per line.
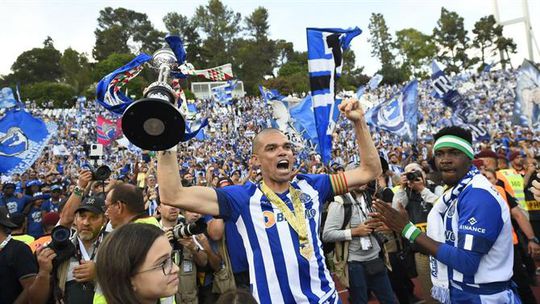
509, 151, 523, 162
42, 212, 60, 226
9, 213, 26, 228
475, 150, 498, 159
50, 184, 62, 192
75, 196, 106, 215
0, 208, 17, 228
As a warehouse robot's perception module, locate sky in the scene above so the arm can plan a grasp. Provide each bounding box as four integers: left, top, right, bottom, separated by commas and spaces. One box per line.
0, 0, 539, 77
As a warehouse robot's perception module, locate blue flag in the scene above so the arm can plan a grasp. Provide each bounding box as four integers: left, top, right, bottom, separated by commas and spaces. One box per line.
288, 95, 319, 145
0, 108, 57, 175
430, 60, 463, 111
356, 86, 366, 99
365, 80, 419, 143
368, 74, 383, 90
96, 53, 152, 115
212, 80, 238, 106
0, 87, 20, 109
258, 85, 284, 104
514, 59, 540, 127
185, 118, 209, 141
307, 26, 361, 164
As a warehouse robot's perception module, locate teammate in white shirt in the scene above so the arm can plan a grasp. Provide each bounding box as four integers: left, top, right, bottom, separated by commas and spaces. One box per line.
373, 126, 521, 304
157, 98, 382, 303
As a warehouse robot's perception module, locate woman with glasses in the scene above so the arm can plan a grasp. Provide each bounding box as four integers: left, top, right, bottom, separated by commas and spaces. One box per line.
96, 223, 179, 304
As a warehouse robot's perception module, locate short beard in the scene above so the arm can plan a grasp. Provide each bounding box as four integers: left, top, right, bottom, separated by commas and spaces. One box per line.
78, 230, 98, 242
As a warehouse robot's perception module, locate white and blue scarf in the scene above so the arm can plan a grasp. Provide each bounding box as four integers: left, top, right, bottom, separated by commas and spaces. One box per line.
426, 166, 480, 304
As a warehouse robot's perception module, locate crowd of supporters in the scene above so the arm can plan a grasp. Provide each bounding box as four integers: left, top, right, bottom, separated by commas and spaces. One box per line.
0, 66, 539, 303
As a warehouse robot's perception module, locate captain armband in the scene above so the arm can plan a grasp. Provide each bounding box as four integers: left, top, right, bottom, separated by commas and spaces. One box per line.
330, 173, 348, 195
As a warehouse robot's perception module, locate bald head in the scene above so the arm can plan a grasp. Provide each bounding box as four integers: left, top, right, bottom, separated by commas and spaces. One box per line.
252, 128, 285, 155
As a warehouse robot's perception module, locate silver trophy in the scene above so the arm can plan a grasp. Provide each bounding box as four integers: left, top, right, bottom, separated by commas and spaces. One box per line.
121, 48, 185, 151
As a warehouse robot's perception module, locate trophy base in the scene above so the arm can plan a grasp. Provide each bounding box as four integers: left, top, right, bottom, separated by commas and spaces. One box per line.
122, 98, 186, 151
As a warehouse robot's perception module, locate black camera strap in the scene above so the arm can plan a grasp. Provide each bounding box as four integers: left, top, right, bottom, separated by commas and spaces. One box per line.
75, 226, 105, 263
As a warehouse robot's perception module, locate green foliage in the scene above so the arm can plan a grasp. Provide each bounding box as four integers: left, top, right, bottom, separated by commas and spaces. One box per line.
192, 0, 241, 67
11, 39, 62, 85
23, 81, 76, 107
433, 7, 477, 74
337, 50, 368, 91
368, 13, 394, 66
60, 48, 93, 94
394, 28, 436, 78
93, 7, 164, 61
163, 12, 204, 66
472, 15, 517, 71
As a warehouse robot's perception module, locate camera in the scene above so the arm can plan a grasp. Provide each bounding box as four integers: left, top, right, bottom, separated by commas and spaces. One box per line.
171, 217, 207, 241
47, 225, 75, 264
82, 163, 112, 181
406, 170, 422, 182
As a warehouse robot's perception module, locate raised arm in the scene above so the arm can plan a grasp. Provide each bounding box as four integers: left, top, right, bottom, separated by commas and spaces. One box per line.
156, 150, 219, 216
339, 98, 382, 188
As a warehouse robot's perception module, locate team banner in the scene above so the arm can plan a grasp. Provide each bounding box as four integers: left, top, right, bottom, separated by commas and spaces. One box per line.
259, 85, 284, 104
365, 80, 419, 143
307, 26, 361, 164
0, 108, 57, 175
180, 63, 234, 81
212, 80, 238, 105
96, 53, 152, 115
96, 115, 122, 146
513, 59, 540, 127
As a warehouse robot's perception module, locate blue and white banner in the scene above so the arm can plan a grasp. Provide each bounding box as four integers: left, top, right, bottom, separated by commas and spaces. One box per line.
307, 26, 361, 164
0, 108, 57, 175
368, 74, 383, 90
513, 59, 540, 128
185, 118, 209, 141
259, 85, 284, 104
430, 60, 463, 111
0, 87, 20, 109
288, 95, 319, 145
96, 53, 152, 115
356, 86, 366, 99
212, 80, 238, 106
365, 80, 419, 143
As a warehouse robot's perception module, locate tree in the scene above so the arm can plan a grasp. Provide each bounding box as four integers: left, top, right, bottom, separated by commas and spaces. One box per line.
22, 81, 76, 107
163, 12, 204, 66
368, 13, 394, 67
472, 15, 499, 71
60, 48, 92, 94
433, 8, 477, 74
10, 39, 62, 84
471, 15, 517, 71
337, 50, 369, 91
232, 7, 279, 94
192, 0, 241, 67
394, 28, 436, 78
264, 51, 309, 94
93, 7, 164, 61
368, 13, 407, 84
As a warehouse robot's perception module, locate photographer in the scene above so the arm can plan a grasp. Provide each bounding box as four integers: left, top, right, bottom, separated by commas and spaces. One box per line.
323, 182, 396, 304
27, 195, 107, 303
0, 207, 38, 304
392, 163, 443, 304
158, 203, 208, 304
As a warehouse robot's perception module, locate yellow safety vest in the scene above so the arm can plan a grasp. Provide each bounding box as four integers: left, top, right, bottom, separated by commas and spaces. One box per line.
498, 169, 527, 210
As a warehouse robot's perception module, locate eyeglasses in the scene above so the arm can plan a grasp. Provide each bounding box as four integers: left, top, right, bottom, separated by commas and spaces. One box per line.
136, 255, 174, 276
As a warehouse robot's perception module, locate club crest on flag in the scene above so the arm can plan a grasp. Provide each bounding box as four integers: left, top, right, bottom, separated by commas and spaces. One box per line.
0, 127, 28, 157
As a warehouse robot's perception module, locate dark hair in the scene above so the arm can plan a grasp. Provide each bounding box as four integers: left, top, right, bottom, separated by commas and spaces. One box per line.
215, 289, 258, 304
96, 223, 164, 304
110, 183, 145, 215
433, 126, 472, 145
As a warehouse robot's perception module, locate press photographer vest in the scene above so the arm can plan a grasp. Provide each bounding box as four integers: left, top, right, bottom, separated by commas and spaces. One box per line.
176, 247, 198, 304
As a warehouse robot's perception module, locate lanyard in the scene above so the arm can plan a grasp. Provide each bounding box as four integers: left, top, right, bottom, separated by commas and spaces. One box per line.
75, 231, 103, 262
260, 182, 312, 260
0, 235, 12, 251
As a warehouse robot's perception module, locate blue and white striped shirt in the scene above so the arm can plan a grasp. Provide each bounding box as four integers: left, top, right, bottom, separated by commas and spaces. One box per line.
216, 174, 339, 304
